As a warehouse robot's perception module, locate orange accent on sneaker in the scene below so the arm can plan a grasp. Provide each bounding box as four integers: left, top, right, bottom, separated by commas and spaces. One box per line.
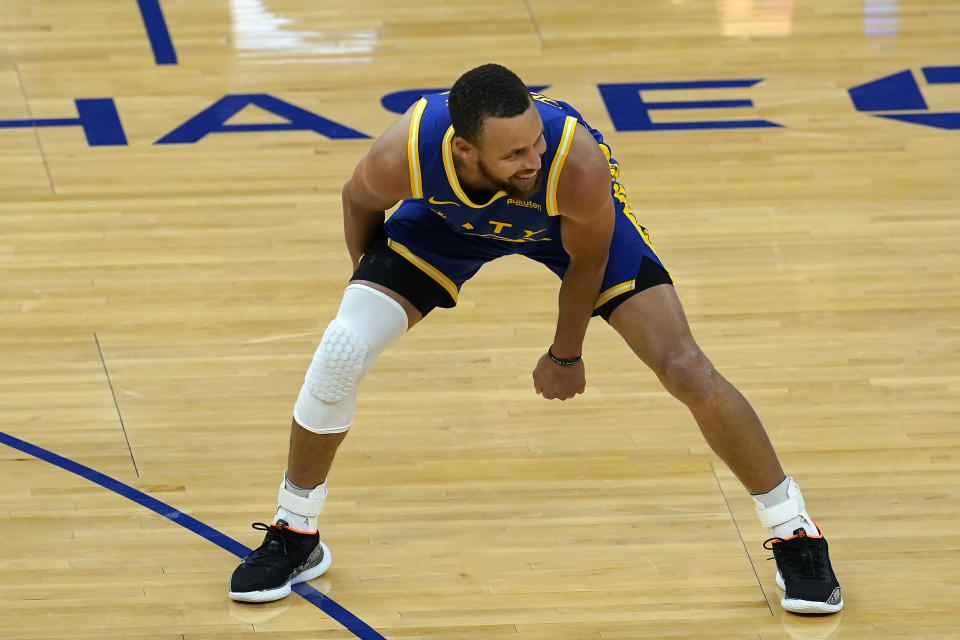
272, 521, 318, 535
779, 524, 824, 542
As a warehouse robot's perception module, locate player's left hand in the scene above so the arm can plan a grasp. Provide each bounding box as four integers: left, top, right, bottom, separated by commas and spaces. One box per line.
532, 353, 586, 400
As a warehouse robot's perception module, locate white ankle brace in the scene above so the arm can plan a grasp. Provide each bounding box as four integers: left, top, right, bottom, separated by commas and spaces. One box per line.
753, 477, 819, 537
275, 477, 327, 532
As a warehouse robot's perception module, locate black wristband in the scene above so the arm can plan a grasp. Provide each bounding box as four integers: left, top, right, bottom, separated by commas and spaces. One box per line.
547, 346, 582, 366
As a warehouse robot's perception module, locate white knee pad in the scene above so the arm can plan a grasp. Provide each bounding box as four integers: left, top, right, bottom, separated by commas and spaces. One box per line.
293, 284, 408, 433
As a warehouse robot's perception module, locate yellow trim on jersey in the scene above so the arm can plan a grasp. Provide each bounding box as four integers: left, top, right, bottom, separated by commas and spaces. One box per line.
597, 142, 619, 181
531, 92, 561, 108
387, 239, 459, 302
407, 98, 428, 199
595, 280, 636, 309
441, 126, 507, 208
598, 141, 665, 265
545, 116, 578, 217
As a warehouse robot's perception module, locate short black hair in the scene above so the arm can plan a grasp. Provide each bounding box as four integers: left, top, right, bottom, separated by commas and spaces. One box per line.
448, 63, 531, 145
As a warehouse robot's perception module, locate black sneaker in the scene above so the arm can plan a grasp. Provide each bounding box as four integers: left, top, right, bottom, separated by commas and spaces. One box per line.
229, 520, 331, 602
764, 527, 843, 614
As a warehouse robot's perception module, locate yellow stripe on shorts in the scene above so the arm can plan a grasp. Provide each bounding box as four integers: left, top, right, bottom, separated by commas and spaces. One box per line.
595, 280, 636, 309
387, 239, 459, 302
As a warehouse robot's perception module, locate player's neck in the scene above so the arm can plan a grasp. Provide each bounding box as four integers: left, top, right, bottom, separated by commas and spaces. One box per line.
451, 146, 500, 198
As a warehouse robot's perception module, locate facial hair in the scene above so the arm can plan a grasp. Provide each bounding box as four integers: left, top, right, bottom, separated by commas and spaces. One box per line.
477, 158, 543, 200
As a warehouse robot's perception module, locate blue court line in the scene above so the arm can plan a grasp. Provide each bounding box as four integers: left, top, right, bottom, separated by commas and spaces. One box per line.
135, 0, 178, 65
0, 430, 387, 640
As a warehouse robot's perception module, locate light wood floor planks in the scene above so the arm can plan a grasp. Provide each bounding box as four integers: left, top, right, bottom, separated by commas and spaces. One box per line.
2, 1, 959, 639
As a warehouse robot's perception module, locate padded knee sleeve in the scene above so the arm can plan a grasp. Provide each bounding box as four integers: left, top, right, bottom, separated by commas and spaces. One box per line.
293, 284, 408, 433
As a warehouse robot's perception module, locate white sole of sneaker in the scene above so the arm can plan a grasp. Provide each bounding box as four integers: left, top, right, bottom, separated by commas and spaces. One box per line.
775, 570, 844, 614
229, 540, 332, 603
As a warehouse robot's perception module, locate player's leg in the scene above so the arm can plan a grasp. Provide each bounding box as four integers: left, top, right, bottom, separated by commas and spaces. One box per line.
277, 280, 424, 490
608, 283, 785, 492
591, 211, 789, 502
229, 228, 457, 603
230, 206, 499, 603
598, 215, 842, 612
607, 283, 841, 613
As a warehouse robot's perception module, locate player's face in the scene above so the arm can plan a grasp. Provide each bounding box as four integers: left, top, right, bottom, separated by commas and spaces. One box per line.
475, 101, 547, 199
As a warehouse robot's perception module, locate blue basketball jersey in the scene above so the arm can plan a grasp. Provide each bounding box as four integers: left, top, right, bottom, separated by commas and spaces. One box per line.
377, 90, 667, 313
404, 91, 605, 244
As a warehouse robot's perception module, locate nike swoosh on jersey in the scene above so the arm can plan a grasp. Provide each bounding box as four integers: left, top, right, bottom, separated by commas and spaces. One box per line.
427, 196, 460, 206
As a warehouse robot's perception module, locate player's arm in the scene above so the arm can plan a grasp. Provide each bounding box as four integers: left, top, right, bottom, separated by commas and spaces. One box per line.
342, 105, 417, 268
550, 124, 616, 361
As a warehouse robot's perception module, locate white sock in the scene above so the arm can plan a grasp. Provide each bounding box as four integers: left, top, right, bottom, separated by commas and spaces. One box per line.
274, 473, 326, 533
752, 476, 820, 539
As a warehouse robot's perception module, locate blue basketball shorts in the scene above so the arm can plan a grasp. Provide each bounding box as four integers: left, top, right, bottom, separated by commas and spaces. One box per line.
351, 199, 671, 322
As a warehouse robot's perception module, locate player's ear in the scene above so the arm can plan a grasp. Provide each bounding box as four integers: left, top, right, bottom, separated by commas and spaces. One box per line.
452, 135, 478, 160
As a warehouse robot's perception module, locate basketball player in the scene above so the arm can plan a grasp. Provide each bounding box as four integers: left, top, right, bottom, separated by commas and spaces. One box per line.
229, 64, 843, 614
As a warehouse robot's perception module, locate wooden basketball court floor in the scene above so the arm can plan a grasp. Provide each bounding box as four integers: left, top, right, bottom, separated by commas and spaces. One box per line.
1, 1, 958, 639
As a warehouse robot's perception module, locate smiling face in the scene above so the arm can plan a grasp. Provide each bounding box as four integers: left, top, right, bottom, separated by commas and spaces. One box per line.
455, 99, 547, 200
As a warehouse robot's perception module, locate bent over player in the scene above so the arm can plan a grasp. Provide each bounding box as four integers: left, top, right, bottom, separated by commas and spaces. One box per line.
229, 64, 843, 614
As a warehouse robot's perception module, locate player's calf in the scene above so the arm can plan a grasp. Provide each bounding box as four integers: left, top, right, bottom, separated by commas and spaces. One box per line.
230, 283, 408, 602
